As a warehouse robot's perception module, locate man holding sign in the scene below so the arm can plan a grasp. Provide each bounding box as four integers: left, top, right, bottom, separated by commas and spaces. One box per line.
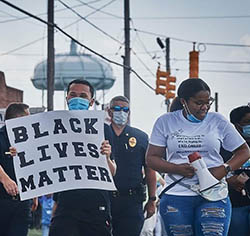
49, 79, 116, 236
0, 103, 38, 236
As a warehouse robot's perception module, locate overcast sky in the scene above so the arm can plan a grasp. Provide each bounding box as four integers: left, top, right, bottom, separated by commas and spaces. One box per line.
0, 0, 249, 135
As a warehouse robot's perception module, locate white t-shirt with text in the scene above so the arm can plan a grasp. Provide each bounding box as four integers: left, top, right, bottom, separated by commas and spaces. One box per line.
149, 110, 245, 196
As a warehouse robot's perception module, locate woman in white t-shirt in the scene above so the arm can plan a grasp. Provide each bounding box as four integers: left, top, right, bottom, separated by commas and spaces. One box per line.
146, 78, 250, 236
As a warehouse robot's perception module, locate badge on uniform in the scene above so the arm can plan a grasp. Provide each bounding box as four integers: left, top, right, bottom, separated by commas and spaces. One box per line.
129, 137, 137, 147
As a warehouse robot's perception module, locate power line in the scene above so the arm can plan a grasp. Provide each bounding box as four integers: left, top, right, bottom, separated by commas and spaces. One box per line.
131, 15, 250, 20
171, 68, 250, 74
0, 0, 155, 92
172, 58, 250, 65
0, 0, 116, 56
57, 0, 123, 45
0, 0, 107, 24
132, 28, 250, 48
76, 0, 122, 19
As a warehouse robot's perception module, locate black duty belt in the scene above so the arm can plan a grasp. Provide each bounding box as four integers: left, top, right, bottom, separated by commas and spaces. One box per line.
111, 187, 141, 198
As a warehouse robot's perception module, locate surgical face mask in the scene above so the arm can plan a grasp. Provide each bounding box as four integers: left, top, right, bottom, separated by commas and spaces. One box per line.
112, 111, 128, 126
242, 124, 250, 138
183, 100, 203, 123
68, 97, 90, 110
187, 114, 202, 123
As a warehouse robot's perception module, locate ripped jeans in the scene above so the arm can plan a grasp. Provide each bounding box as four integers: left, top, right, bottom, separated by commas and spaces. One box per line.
160, 194, 231, 236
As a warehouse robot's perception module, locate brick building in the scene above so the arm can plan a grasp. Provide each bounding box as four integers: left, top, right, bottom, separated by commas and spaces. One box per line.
0, 71, 23, 109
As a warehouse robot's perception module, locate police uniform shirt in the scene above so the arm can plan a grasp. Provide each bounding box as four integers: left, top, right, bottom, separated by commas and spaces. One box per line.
111, 125, 148, 190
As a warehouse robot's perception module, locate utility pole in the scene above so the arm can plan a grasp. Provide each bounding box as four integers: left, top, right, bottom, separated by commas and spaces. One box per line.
47, 0, 55, 111
124, 0, 130, 101
156, 37, 171, 111
215, 92, 218, 112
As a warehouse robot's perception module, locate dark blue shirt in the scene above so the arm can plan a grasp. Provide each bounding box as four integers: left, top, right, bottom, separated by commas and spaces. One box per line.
111, 125, 148, 190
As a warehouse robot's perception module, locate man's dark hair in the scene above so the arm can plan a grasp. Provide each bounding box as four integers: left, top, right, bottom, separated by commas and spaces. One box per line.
230, 105, 250, 124
5, 103, 29, 121
67, 79, 95, 98
109, 96, 130, 108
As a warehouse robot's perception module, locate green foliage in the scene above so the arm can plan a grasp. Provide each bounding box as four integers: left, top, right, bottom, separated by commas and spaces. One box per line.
28, 228, 42, 236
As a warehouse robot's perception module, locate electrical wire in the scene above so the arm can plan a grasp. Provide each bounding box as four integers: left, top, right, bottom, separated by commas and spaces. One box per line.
57, 0, 123, 45
0, 0, 115, 56
130, 15, 250, 20
0, 0, 155, 92
76, 0, 122, 19
132, 28, 250, 48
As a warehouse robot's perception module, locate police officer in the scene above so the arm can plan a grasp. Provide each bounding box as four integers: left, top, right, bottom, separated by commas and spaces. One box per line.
108, 95, 156, 236
49, 79, 116, 236
0, 103, 38, 236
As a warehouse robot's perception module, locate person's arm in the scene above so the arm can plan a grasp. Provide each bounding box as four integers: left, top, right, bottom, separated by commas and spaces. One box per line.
209, 143, 250, 180
0, 165, 18, 196
100, 140, 116, 176
146, 144, 195, 177
31, 197, 38, 212
143, 166, 156, 219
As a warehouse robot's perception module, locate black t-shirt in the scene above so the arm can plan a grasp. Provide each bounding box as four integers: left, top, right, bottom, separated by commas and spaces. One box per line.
0, 126, 17, 199
53, 123, 114, 218
221, 147, 250, 207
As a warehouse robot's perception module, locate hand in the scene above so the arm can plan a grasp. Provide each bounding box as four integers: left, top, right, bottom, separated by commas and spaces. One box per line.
2, 176, 19, 196
227, 175, 245, 192
176, 163, 196, 178
100, 140, 111, 159
9, 147, 17, 156
143, 199, 156, 219
31, 198, 38, 212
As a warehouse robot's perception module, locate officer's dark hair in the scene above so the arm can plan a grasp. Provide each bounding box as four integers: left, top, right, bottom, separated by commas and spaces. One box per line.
5, 103, 29, 121
67, 79, 95, 98
230, 105, 250, 125
172, 78, 211, 111
109, 96, 130, 108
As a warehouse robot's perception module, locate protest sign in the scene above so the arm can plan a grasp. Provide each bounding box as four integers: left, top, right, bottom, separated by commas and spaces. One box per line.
6, 110, 116, 200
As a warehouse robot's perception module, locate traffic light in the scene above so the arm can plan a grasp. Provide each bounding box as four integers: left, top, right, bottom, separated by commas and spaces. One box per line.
166, 76, 176, 99
155, 68, 169, 95
189, 50, 199, 78
155, 68, 176, 99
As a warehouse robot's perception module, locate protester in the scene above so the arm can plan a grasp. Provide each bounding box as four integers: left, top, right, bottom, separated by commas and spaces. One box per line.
146, 78, 250, 235
49, 79, 116, 236
0, 102, 38, 236
108, 95, 156, 236
40, 194, 54, 236
140, 171, 165, 236
221, 104, 250, 236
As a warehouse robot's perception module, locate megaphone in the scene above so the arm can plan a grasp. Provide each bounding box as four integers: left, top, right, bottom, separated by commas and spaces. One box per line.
188, 152, 220, 192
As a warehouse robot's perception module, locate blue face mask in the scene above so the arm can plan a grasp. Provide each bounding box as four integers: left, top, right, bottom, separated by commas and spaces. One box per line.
242, 124, 250, 138
187, 114, 202, 123
68, 97, 90, 110
183, 100, 204, 123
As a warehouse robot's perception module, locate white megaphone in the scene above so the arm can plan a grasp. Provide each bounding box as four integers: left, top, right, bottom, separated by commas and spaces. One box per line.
188, 152, 220, 192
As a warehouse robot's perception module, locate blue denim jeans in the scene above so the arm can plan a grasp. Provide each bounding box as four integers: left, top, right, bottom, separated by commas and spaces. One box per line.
228, 205, 250, 236
42, 224, 50, 236
160, 194, 231, 236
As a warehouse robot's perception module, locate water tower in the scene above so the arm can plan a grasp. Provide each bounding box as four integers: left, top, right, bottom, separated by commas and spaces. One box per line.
31, 40, 116, 107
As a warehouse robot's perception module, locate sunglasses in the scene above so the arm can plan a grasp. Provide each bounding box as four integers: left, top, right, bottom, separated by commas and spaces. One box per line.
111, 106, 130, 113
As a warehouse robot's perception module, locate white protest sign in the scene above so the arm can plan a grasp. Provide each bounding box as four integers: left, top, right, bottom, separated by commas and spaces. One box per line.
6, 110, 116, 200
